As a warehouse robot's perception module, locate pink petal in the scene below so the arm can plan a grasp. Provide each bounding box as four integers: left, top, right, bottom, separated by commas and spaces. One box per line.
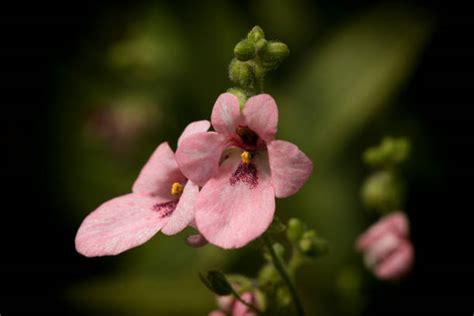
161, 181, 199, 235
375, 240, 414, 280
232, 292, 257, 316
132, 142, 186, 199
211, 93, 243, 136
242, 94, 278, 142
75, 193, 168, 257
178, 120, 211, 147
363, 232, 401, 269
186, 234, 209, 248
267, 140, 313, 198
195, 153, 275, 249
175, 132, 225, 186
356, 212, 409, 251
209, 311, 226, 316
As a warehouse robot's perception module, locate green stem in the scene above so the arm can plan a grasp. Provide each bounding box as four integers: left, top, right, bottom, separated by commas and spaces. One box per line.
262, 235, 305, 316
231, 288, 263, 315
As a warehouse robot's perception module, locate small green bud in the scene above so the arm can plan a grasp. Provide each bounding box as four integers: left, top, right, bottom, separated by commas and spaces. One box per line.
361, 171, 404, 213
247, 26, 265, 43
273, 242, 285, 259
258, 264, 280, 286
260, 41, 289, 69
276, 286, 291, 306
298, 230, 328, 258
287, 218, 304, 242
255, 39, 267, 53
234, 39, 256, 61
199, 270, 233, 296
227, 87, 248, 110
229, 58, 255, 88
363, 137, 410, 167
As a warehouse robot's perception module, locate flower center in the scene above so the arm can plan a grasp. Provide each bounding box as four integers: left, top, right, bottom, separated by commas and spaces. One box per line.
171, 182, 183, 196
153, 200, 179, 218
241, 150, 251, 165
236, 126, 258, 146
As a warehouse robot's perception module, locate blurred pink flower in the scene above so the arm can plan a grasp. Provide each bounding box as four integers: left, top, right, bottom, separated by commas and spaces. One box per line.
176, 93, 313, 248
75, 120, 210, 257
209, 292, 257, 316
356, 212, 414, 280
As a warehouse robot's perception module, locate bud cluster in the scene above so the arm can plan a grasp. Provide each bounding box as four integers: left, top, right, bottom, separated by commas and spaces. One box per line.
228, 26, 289, 95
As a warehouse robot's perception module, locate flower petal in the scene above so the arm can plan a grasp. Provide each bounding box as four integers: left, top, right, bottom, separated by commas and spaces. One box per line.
375, 240, 414, 280
75, 193, 168, 257
195, 153, 275, 249
267, 140, 313, 198
175, 132, 225, 186
356, 212, 409, 251
132, 142, 186, 199
363, 232, 401, 269
232, 292, 257, 316
242, 94, 278, 142
161, 181, 199, 235
178, 120, 211, 147
211, 93, 243, 135
186, 234, 208, 248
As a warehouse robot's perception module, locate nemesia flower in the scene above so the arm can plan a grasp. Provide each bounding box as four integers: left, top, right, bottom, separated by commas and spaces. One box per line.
209, 292, 257, 316
75, 120, 210, 257
356, 211, 414, 280
176, 93, 312, 248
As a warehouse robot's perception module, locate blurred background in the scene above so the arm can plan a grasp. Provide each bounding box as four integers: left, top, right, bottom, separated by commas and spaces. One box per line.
2, 0, 473, 315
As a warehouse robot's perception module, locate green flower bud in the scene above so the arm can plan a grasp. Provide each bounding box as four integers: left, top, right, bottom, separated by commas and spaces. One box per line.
258, 264, 280, 286
234, 39, 256, 61
199, 270, 233, 296
298, 230, 328, 258
229, 58, 255, 88
266, 216, 286, 234
247, 26, 265, 43
287, 218, 304, 242
363, 137, 410, 167
276, 286, 291, 306
273, 242, 285, 259
227, 87, 248, 110
361, 171, 404, 213
260, 41, 289, 69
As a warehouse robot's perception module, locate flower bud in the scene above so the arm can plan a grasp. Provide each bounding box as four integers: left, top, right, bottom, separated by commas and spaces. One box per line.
200, 270, 233, 296
228, 59, 255, 88
247, 26, 265, 43
227, 87, 248, 110
298, 230, 328, 258
286, 218, 304, 242
234, 39, 256, 61
363, 137, 410, 167
266, 216, 286, 234
260, 41, 289, 69
361, 171, 404, 213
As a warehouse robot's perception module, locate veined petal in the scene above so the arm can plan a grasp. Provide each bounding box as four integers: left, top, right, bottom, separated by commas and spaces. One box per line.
211, 93, 243, 135
75, 193, 168, 257
161, 181, 199, 235
267, 140, 313, 198
176, 132, 225, 186
242, 94, 278, 142
132, 142, 186, 199
178, 120, 211, 147
195, 152, 275, 249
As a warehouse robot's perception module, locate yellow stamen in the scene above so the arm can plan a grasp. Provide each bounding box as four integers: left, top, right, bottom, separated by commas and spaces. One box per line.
241, 151, 251, 165
171, 182, 183, 196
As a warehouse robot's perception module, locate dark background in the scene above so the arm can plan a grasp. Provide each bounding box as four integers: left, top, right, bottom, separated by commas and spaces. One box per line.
1, 0, 473, 314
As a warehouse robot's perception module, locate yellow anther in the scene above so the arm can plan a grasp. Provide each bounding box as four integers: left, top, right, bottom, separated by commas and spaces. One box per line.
241, 151, 251, 165
171, 182, 183, 196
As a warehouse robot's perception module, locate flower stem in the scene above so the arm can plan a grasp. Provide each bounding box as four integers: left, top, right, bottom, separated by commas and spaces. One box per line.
262, 235, 305, 316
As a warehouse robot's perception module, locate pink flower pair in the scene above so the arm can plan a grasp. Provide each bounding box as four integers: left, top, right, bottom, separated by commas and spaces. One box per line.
356, 212, 414, 280
209, 292, 257, 316
75, 93, 312, 256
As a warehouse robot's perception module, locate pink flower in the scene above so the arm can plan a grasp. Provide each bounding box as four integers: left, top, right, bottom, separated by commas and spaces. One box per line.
75, 120, 210, 257
209, 292, 257, 316
356, 212, 414, 280
176, 93, 313, 248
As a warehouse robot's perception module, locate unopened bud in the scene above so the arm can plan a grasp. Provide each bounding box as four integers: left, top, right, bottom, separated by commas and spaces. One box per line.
227, 87, 248, 110
361, 171, 404, 213
234, 39, 256, 61
299, 230, 328, 258
260, 41, 289, 69
248, 26, 265, 43
229, 59, 255, 88
200, 270, 233, 296
287, 218, 304, 242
